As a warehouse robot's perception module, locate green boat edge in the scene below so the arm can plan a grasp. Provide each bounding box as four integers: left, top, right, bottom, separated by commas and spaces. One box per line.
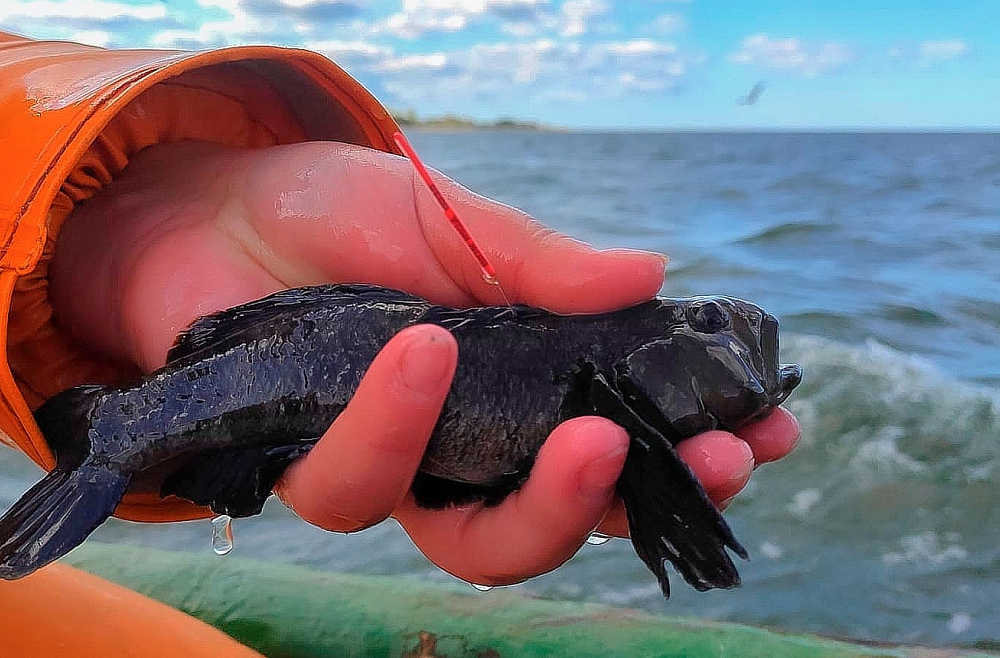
65, 543, 997, 658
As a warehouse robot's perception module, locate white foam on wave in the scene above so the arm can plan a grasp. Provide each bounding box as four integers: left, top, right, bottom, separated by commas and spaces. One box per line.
881, 531, 968, 566
782, 333, 1000, 481
948, 612, 973, 634
848, 427, 927, 474
787, 488, 822, 518
758, 541, 784, 560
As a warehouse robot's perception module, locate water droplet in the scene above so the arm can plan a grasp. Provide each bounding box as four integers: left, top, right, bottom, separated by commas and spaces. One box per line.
587, 533, 612, 545
471, 583, 493, 592
211, 515, 234, 555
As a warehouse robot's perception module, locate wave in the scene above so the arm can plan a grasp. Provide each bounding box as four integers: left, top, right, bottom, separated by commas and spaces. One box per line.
690, 334, 1000, 644
765, 172, 849, 194
735, 221, 839, 246
781, 334, 999, 473
750, 334, 1000, 537
880, 303, 949, 327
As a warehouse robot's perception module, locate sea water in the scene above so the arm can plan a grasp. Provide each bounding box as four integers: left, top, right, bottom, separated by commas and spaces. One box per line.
2, 131, 998, 647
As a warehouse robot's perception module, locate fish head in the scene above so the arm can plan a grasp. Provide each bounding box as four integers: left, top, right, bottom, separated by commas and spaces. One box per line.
614, 297, 801, 439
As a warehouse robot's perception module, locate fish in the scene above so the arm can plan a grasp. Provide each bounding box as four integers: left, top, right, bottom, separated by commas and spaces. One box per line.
0, 283, 801, 596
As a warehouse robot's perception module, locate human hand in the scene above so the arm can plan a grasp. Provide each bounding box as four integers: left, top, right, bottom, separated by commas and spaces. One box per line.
50, 140, 800, 586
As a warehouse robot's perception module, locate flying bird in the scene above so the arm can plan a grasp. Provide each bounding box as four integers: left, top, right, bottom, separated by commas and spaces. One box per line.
737, 80, 766, 106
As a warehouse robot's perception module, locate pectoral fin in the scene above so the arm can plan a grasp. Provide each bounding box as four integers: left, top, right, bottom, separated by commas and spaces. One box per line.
590, 373, 747, 597
613, 339, 713, 442
161, 443, 314, 517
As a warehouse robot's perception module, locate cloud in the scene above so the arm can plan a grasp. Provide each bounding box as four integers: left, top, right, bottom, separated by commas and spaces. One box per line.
240, 0, 364, 23
0, 0, 166, 21
919, 39, 969, 64
885, 39, 971, 68
69, 29, 112, 47
649, 12, 685, 35
486, 0, 548, 22
373, 0, 552, 39
305, 38, 393, 69
559, 0, 607, 37
0, 1, 183, 47
0, 0, 697, 118
349, 36, 695, 109
729, 33, 853, 77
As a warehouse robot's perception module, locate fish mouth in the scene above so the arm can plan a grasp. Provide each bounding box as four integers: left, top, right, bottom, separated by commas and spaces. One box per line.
772, 363, 803, 405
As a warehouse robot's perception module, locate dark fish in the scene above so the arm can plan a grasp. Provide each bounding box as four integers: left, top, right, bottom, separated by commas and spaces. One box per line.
0, 284, 801, 596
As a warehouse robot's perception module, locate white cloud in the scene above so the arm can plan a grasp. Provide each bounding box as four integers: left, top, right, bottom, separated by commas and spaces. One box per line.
69, 29, 112, 47
382, 52, 450, 71
730, 33, 853, 77
0, 0, 697, 116
919, 39, 969, 64
0, 0, 180, 48
884, 39, 971, 68
305, 38, 393, 69
650, 12, 685, 35
559, 0, 607, 37
240, 0, 365, 22
0, 0, 166, 21
367, 36, 694, 108
375, 0, 550, 39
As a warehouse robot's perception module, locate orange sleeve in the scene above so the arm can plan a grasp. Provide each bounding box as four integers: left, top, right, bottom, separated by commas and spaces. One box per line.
0, 31, 402, 521
0, 563, 265, 657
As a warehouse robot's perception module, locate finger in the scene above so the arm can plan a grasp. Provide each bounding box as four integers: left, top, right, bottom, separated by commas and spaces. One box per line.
276, 324, 457, 532
736, 407, 801, 465
396, 417, 629, 586
676, 431, 755, 509
413, 173, 668, 312
595, 501, 629, 538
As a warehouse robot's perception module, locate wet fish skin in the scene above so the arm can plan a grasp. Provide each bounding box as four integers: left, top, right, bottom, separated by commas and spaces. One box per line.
0, 284, 801, 596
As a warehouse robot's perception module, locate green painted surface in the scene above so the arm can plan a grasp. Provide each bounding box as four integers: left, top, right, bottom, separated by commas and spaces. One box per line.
65, 544, 996, 658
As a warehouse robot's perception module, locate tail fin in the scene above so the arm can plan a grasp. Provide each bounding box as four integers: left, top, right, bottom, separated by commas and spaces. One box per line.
0, 385, 130, 580
0, 464, 130, 579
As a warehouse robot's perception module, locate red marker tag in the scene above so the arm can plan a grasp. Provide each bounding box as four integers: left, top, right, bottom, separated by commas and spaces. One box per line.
393, 131, 512, 307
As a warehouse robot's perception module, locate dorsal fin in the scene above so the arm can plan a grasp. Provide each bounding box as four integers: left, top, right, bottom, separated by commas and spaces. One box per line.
166, 284, 424, 364
417, 303, 545, 331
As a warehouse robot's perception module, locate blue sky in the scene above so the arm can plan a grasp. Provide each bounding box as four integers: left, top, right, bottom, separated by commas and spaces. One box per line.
1, 1, 997, 129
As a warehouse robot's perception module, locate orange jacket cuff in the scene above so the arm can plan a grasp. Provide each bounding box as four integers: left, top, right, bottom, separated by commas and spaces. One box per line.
0, 31, 402, 521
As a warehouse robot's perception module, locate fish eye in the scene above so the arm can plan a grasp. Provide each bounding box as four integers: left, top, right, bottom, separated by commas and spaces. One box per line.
690, 301, 731, 333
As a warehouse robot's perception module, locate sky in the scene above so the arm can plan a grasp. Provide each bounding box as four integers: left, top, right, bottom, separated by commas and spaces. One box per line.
1, 1, 998, 129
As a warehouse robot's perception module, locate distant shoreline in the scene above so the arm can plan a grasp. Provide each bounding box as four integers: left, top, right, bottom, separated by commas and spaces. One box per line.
389, 112, 998, 134
390, 110, 557, 132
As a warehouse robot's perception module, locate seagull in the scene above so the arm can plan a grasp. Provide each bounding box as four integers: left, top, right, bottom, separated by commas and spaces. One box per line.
737, 80, 766, 106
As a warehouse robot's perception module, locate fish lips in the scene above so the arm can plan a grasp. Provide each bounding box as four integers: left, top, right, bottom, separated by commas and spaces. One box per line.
773, 363, 803, 405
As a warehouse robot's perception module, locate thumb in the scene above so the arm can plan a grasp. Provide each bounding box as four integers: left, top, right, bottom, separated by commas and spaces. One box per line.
413, 173, 668, 312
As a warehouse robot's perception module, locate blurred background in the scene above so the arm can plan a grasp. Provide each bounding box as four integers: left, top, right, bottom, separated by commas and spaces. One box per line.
2, 0, 999, 650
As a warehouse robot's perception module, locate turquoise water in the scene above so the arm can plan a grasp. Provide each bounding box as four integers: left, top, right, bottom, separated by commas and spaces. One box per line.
2, 131, 999, 647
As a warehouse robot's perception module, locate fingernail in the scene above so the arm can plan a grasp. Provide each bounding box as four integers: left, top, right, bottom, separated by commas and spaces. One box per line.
737, 449, 755, 480
401, 331, 454, 395
601, 248, 669, 271
579, 430, 630, 503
